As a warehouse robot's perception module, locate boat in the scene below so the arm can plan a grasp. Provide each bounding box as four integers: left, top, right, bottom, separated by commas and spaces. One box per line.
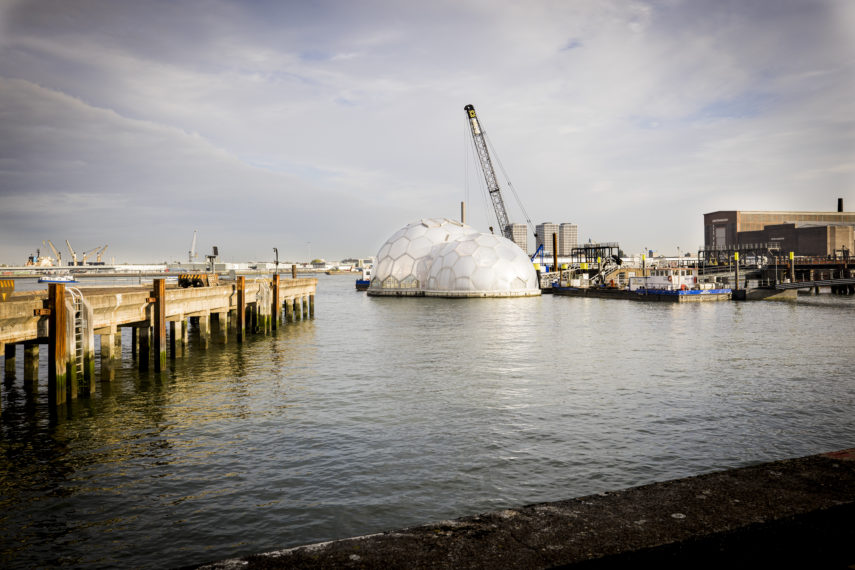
355, 266, 372, 291
38, 272, 77, 284
553, 266, 732, 303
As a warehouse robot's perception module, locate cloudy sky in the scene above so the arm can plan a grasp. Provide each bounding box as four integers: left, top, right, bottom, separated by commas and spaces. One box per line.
1, 0, 853, 264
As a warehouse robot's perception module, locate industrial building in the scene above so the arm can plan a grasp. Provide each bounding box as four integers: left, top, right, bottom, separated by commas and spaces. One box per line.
559, 223, 579, 256
533, 222, 579, 256
704, 199, 855, 256
509, 223, 528, 253
535, 223, 559, 255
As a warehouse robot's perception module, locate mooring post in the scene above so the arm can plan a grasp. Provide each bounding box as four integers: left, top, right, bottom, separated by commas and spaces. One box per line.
236, 276, 246, 342
138, 324, 151, 371
272, 274, 280, 330
24, 342, 39, 384
153, 279, 167, 372
309, 294, 315, 318
292, 264, 297, 279
789, 251, 795, 282
4, 342, 14, 379
734, 252, 740, 291
48, 283, 68, 405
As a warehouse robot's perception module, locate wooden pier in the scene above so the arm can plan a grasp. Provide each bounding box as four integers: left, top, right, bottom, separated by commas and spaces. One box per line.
0, 277, 317, 410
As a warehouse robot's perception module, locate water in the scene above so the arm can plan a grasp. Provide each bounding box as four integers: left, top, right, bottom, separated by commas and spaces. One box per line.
2, 276, 854, 568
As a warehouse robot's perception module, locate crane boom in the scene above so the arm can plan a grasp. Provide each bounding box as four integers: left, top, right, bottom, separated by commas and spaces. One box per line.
464, 104, 512, 240
45, 240, 62, 265
66, 239, 78, 265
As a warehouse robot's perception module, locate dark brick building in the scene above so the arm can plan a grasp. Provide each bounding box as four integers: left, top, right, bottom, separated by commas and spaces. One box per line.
704, 203, 855, 256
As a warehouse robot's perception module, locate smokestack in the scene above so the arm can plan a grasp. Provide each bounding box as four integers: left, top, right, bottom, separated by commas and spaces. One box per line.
838, 197, 844, 212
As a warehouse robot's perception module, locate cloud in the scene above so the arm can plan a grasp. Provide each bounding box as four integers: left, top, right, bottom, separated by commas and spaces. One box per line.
0, 0, 852, 263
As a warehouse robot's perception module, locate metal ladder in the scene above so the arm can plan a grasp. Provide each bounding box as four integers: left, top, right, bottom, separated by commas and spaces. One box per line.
68, 287, 85, 378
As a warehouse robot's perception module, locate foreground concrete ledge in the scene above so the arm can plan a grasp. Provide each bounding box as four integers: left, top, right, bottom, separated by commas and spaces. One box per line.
197, 449, 855, 569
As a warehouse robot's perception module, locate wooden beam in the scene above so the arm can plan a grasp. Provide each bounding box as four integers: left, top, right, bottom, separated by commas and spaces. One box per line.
153, 279, 166, 372
48, 284, 67, 405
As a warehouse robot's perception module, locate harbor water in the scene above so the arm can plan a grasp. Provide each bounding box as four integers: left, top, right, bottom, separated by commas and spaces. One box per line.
2, 276, 854, 568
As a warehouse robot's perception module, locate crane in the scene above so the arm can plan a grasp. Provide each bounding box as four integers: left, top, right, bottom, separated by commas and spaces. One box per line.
66, 240, 79, 266
44, 240, 62, 266
189, 230, 198, 263
82, 246, 100, 265
96, 245, 108, 264
464, 104, 513, 240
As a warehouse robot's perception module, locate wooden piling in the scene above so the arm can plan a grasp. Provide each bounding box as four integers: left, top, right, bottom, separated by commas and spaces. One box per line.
302, 295, 308, 319
153, 279, 167, 372
4, 342, 14, 378
285, 297, 293, 322
237, 276, 246, 342
48, 283, 68, 405
295, 297, 302, 320
309, 294, 315, 318
272, 274, 280, 330
24, 342, 39, 383
292, 264, 297, 279
138, 325, 150, 371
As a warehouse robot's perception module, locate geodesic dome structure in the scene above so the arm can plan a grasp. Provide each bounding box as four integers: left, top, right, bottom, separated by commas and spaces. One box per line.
424, 233, 539, 297
368, 218, 540, 298
369, 218, 478, 294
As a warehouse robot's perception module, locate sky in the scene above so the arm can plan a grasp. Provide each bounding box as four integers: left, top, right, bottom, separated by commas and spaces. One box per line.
0, 0, 853, 265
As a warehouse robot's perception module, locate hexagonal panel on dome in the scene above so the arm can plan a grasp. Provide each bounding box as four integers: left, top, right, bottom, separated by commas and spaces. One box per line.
393, 254, 415, 280
453, 255, 476, 277
389, 238, 409, 260
474, 245, 499, 267
408, 236, 435, 259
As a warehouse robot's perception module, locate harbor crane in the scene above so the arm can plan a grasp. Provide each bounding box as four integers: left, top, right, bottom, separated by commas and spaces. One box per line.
66, 240, 79, 266
96, 245, 108, 264
464, 104, 535, 242
44, 240, 62, 266
82, 246, 100, 265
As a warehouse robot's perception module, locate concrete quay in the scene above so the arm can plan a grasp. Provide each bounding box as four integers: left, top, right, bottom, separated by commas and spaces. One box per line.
1, 276, 316, 409
198, 449, 855, 569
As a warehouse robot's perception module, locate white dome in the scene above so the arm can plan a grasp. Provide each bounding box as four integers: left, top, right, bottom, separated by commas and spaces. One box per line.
368, 219, 541, 298
424, 233, 540, 297
369, 218, 478, 293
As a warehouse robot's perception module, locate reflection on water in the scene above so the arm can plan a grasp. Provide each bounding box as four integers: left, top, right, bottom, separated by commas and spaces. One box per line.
2, 277, 855, 568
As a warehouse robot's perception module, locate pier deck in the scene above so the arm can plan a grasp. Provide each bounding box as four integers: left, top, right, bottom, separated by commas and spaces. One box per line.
1, 277, 317, 409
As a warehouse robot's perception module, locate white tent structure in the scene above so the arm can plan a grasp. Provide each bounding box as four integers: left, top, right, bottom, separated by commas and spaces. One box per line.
368, 219, 540, 298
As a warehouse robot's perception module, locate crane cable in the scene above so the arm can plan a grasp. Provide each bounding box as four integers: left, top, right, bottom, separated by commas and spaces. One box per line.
481, 126, 536, 239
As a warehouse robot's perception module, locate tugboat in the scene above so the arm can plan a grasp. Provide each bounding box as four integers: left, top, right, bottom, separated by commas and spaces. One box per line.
355, 266, 372, 291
